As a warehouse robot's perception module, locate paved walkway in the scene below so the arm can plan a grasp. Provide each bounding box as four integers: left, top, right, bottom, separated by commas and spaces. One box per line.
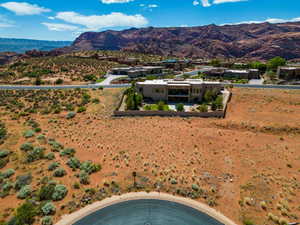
55, 192, 238, 225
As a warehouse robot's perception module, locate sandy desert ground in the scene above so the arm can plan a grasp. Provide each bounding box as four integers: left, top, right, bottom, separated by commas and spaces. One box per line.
0, 87, 299, 225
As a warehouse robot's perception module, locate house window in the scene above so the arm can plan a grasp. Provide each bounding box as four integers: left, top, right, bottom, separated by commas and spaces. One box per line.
153, 88, 163, 94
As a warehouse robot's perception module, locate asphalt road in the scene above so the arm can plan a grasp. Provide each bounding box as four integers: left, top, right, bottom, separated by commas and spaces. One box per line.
0, 84, 130, 90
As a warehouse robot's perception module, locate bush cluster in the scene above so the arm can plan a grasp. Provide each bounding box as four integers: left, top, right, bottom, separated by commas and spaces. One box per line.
20, 142, 34, 152
17, 185, 32, 199
60, 148, 76, 157
52, 185, 68, 201
67, 157, 81, 170
41, 202, 56, 215
53, 168, 67, 177
48, 162, 60, 171
14, 173, 32, 190
23, 130, 35, 138
80, 161, 101, 174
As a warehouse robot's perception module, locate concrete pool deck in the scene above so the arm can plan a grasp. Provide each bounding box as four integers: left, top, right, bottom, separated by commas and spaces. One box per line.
55, 192, 238, 225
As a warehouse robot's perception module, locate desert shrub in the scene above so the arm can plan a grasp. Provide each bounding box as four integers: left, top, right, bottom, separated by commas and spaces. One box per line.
170, 178, 177, 184
175, 103, 184, 112
83, 74, 97, 82
17, 185, 31, 199
0, 150, 10, 158
52, 185, 68, 201
45, 153, 55, 160
23, 130, 35, 138
198, 104, 208, 112
14, 173, 32, 190
67, 157, 81, 170
34, 127, 42, 133
92, 98, 100, 104
66, 104, 75, 111
41, 216, 53, 225
53, 168, 67, 177
0, 158, 8, 169
66, 112, 76, 119
0, 122, 7, 144
260, 201, 267, 210
38, 184, 56, 201
192, 184, 200, 191
20, 142, 34, 151
60, 148, 75, 157
37, 134, 46, 140
80, 161, 101, 174
48, 162, 60, 171
278, 217, 288, 225
41, 202, 56, 215
243, 219, 255, 225
77, 106, 86, 113
9, 201, 37, 225
79, 171, 90, 185
2, 181, 13, 192
26, 120, 39, 128
55, 78, 64, 85
26, 147, 45, 163
73, 182, 80, 189
1, 168, 15, 179
48, 140, 63, 152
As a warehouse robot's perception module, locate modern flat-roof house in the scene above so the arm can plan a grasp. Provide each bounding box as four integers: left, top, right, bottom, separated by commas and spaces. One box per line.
204, 68, 260, 79
110, 66, 164, 78
277, 66, 300, 80
136, 79, 223, 103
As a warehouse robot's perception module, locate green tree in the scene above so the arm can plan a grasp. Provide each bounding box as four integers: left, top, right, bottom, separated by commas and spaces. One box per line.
210, 59, 221, 67
249, 61, 267, 73
267, 57, 286, 71
13, 201, 37, 225
157, 101, 165, 111
204, 90, 213, 102
214, 96, 223, 109
176, 103, 185, 112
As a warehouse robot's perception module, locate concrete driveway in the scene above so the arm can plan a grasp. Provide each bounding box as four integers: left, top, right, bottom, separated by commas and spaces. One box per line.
97, 75, 128, 85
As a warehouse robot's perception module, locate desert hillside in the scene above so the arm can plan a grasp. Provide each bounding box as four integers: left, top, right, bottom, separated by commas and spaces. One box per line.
70, 22, 300, 60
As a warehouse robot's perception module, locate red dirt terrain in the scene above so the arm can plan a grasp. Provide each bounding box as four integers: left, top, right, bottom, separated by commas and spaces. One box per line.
0, 88, 300, 225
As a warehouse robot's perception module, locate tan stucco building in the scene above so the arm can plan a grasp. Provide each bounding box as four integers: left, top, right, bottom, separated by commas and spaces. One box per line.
136, 79, 223, 103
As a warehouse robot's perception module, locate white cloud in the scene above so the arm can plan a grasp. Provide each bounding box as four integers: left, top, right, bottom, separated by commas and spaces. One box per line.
42, 22, 79, 31
55, 11, 148, 30
100, 0, 134, 4
193, 1, 200, 6
196, 0, 246, 7
0, 15, 14, 28
0, 2, 51, 15
201, 0, 211, 7
148, 4, 158, 8
213, 0, 247, 4
221, 17, 300, 25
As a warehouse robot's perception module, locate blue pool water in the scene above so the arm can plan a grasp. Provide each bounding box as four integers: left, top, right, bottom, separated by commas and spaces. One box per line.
73, 199, 224, 225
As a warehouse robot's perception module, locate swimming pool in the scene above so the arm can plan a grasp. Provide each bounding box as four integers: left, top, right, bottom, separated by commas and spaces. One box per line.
73, 199, 225, 225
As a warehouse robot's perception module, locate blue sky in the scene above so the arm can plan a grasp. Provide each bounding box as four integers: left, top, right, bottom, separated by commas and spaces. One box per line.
0, 0, 299, 41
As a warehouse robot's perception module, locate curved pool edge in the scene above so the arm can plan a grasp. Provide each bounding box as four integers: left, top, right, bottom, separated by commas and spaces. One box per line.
55, 192, 238, 225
